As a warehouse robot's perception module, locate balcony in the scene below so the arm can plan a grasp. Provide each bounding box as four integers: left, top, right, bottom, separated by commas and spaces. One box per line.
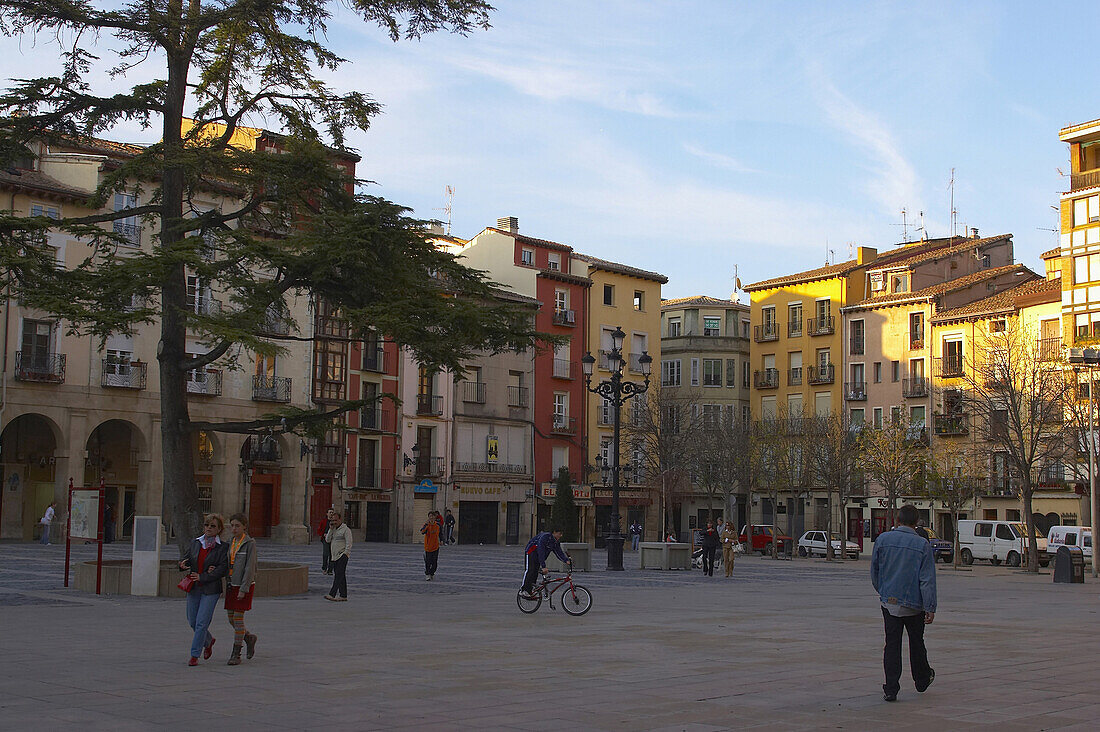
754, 323, 778, 342
416, 393, 444, 416
935, 356, 964, 378
1038, 465, 1066, 485
15, 352, 66, 383
808, 316, 835, 336
788, 367, 802, 386
787, 321, 803, 338
844, 381, 866, 401
902, 377, 929, 398
243, 435, 282, 463
415, 455, 446, 477
1071, 169, 1100, 192
361, 345, 385, 372
112, 220, 141, 247
850, 336, 865, 355
808, 364, 835, 385
910, 337, 925, 351
933, 413, 969, 436
189, 297, 222, 316
257, 310, 291, 337
1038, 337, 1062, 362
252, 374, 292, 402
455, 462, 529, 475
462, 381, 486, 404
355, 467, 393, 490
315, 443, 344, 467
550, 415, 577, 435
101, 359, 146, 389
552, 358, 575, 379
507, 385, 529, 408
359, 405, 390, 432
754, 368, 779, 389
552, 309, 576, 327
186, 368, 222, 396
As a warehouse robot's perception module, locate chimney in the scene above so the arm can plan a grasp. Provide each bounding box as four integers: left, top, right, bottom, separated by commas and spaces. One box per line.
856, 246, 877, 265
971, 227, 979, 239
497, 216, 519, 233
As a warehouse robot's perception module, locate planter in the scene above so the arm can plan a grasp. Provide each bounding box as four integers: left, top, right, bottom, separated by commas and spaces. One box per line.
73, 559, 308, 597
546, 542, 592, 572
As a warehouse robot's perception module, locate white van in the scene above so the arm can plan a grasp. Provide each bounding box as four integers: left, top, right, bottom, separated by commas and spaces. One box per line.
957, 520, 1049, 567
1046, 526, 1093, 560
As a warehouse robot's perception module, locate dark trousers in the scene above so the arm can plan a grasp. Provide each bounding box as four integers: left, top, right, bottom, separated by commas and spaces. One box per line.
702, 546, 717, 576
321, 540, 331, 572
521, 552, 541, 592
882, 607, 932, 695
329, 555, 348, 598
425, 549, 439, 576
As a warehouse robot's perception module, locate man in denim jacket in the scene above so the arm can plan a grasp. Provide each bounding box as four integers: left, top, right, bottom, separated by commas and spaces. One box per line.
871, 504, 937, 702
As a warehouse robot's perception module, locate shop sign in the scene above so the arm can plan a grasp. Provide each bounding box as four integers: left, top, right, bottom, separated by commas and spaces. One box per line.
538, 483, 591, 500
456, 484, 504, 496
486, 435, 499, 463
414, 479, 437, 494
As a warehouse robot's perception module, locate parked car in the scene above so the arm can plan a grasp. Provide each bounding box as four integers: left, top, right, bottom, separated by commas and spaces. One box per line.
1046, 525, 1093, 561
957, 519, 1049, 567
796, 530, 860, 559
739, 525, 793, 555
917, 526, 954, 563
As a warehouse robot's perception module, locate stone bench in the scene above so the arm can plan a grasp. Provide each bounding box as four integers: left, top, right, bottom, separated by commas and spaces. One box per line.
74, 559, 309, 597
546, 542, 592, 572
639, 542, 692, 570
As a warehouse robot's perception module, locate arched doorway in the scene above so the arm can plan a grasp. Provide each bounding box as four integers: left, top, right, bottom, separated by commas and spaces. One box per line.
85, 419, 146, 543
241, 435, 283, 538
0, 413, 60, 540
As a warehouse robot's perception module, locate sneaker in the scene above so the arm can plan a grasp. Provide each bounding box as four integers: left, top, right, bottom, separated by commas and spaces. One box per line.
916, 668, 935, 693
883, 691, 897, 702
203, 637, 215, 660
426, 574, 431, 581
188, 657, 198, 667
324, 594, 336, 601
335, 596, 348, 602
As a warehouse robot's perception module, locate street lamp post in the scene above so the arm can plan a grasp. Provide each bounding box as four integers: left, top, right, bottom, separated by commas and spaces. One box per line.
1068, 347, 1100, 578
581, 326, 652, 571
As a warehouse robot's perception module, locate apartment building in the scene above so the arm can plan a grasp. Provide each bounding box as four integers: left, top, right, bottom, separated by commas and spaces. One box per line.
1058, 117, 1100, 343
575, 253, 666, 545
0, 131, 336, 543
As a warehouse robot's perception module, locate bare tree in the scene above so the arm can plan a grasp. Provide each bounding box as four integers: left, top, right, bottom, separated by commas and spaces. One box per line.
691, 409, 748, 529
960, 324, 1075, 571
927, 439, 983, 569
859, 414, 929, 529
806, 413, 861, 560
755, 412, 805, 559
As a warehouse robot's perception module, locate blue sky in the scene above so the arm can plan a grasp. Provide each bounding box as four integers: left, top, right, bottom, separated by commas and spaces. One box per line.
4, 1, 1096, 299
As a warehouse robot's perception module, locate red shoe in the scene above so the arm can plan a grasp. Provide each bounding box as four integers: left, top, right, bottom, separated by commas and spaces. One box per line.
188, 657, 198, 667
203, 637, 215, 660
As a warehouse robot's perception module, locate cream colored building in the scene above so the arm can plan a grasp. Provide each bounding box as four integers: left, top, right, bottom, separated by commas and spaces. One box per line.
0, 135, 320, 543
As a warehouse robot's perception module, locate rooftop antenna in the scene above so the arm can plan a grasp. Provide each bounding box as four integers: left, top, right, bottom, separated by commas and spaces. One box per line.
916, 210, 926, 242
434, 185, 454, 235
890, 207, 910, 243
847, 242, 854, 260
948, 168, 957, 237
825, 238, 830, 265
732, 264, 742, 300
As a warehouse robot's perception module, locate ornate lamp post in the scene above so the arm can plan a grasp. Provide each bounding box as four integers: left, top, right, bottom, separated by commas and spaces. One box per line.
581, 326, 652, 571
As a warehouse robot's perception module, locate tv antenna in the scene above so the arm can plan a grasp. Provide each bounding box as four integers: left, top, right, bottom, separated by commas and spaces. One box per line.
914, 210, 926, 242
434, 185, 454, 235
948, 168, 957, 237
890, 208, 911, 243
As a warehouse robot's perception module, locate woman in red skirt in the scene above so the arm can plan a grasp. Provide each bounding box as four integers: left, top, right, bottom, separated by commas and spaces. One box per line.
224, 513, 258, 666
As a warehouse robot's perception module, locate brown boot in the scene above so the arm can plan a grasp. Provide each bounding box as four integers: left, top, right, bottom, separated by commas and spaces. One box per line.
227, 644, 242, 666
244, 633, 257, 659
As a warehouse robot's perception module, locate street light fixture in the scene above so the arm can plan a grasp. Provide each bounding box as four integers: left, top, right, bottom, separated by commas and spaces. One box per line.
582, 326, 651, 571
1067, 347, 1099, 578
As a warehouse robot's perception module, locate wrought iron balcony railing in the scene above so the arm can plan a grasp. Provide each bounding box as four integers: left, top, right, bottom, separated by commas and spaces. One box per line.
844, 381, 866, 400
550, 415, 577, 435
463, 381, 487, 404
252, 374, 292, 402
902, 377, 929, 398
933, 413, 969, 436
101, 359, 146, 389
808, 316, 835, 336
507, 385, 529, 408
754, 368, 779, 389
808, 364, 835, 384
416, 393, 444, 416
15, 352, 66, 383
186, 368, 222, 396
754, 323, 778, 342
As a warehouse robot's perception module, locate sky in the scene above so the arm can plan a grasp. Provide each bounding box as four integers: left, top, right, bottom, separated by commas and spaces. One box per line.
3, 1, 1097, 299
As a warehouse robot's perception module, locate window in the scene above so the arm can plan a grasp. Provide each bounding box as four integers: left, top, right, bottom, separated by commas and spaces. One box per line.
850, 319, 864, 355
633, 291, 644, 311
30, 202, 59, 219
909, 312, 924, 348
703, 316, 720, 336
761, 396, 777, 419
873, 362, 882, 383
996, 524, 1014, 540
742, 361, 750, 388
742, 405, 750, 423
667, 317, 681, 337
661, 359, 681, 387
418, 365, 434, 396
1073, 194, 1100, 226
943, 339, 963, 374
521, 248, 534, 265
890, 274, 909, 293
554, 289, 568, 312
726, 359, 737, 387
788, 303, 803, 335
702, 359, 722, 386
890, 406, 901, 424
981, 254, 991, 268
975, 523, 992, 538
343, 501, 361, 530
690, 358, 700, 386
701, 404, 721, 429
873, 407, 883, 429
547, 252, 561, 271
741, 320, 750, 339
761, 307, 775, 327
552, 446, 569, 472
850, 408, 865, 425
891, 360, 900, 382
816, 348, 830, 370
553, 392, 568, 419
815, 298, 831, 322
604, 284, 614, 306
113, 193, 140, 247
990, 318, 1006, 333
909, 405, 926, 428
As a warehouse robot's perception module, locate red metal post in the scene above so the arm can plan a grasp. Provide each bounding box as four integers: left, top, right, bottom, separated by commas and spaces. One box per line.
64, 477, 73, 587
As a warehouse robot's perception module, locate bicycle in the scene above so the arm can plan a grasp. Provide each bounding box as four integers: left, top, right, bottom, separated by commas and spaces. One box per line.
516, 568, 593, 616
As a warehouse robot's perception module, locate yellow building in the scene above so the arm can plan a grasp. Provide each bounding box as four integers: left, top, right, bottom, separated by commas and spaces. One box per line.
1059, 117, 1100, 343
573, 253, 667, 541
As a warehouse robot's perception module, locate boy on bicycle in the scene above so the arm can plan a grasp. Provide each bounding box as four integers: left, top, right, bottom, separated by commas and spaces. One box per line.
521, 527, 571, 598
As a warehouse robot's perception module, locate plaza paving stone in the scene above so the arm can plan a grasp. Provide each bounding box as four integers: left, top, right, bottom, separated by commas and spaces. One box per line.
1, 540, 1099, 730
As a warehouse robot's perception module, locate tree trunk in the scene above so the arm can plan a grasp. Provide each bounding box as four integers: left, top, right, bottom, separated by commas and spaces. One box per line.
1021, 484, 1039, 573
160, 48, 202, 555
825, 487, 834, 561
952, 508, 961, 570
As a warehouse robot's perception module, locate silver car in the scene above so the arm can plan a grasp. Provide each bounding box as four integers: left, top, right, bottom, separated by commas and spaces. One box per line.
797, 530, 860, 559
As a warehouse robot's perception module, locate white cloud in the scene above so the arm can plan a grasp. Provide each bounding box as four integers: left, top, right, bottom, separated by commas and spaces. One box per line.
682, 143, 760, 174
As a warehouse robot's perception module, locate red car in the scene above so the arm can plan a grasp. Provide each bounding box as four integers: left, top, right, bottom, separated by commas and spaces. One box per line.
739, 525, 793, 555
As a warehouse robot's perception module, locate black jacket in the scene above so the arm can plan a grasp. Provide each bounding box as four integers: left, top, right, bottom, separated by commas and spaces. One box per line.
701, 528, 720, 549
182, 539, 229, 596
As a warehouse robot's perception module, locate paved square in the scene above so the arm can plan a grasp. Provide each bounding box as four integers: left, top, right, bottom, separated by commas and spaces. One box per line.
1, 541, 1097, 730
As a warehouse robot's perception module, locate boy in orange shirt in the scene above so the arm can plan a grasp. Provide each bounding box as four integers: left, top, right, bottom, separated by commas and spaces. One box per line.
421, 510, 441, 581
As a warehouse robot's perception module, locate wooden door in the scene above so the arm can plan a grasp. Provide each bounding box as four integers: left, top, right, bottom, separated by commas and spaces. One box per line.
249, 473, 281, 537
310, 480, 332, 533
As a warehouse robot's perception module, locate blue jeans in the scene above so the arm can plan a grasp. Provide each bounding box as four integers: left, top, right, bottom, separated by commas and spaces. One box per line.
186, 592, 219, 658
40, 523, 50, 544
631, 535, 640, 551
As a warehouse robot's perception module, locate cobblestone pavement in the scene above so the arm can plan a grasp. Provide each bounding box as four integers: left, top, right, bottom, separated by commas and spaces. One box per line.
2, 540, 1098, 730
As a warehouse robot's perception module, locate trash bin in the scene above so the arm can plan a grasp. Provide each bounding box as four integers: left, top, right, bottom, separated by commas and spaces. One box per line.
1053, 545, 1085, 583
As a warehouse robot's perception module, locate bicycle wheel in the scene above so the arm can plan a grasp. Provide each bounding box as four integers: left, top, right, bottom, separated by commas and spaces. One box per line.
516, 588, 542, 614
560, 584, 592, 616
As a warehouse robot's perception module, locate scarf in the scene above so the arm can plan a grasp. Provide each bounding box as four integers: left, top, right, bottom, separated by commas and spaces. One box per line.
230, 534, 248, 567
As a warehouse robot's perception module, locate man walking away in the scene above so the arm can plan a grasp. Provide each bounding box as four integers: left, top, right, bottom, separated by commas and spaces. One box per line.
444, 509, 456, 545
39, 502, 56, 545
700, 521, 719, 576
721, 521, 738, 577
324, 511, 352, 601
422, 510, 441, 580
871, 503, 937, 702
630, 521, 642, 551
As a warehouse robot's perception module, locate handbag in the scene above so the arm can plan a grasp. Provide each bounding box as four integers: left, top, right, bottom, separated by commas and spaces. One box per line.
177, 575, 196, 592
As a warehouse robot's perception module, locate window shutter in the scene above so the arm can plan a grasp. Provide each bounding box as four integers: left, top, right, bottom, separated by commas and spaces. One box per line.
691, 358, 700, 386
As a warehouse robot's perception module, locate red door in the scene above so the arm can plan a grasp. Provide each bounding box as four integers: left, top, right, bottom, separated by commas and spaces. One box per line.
249, 473, 281, 538
871, 509, 890, 542
847, 508, 864, 551
310, 480, 332, 535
